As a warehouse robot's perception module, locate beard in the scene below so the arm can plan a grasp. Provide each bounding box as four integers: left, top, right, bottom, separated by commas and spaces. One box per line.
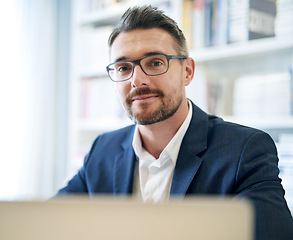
123, 87, 183, 125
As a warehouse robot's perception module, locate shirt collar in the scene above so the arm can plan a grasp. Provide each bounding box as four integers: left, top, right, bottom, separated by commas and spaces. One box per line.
132, 100, 193, 165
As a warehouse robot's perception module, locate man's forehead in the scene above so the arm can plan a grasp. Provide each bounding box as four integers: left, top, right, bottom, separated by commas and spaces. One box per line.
109, 28, 177, 62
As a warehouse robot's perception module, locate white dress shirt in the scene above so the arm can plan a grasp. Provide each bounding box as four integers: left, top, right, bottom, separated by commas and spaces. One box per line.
132, 100, 193, 203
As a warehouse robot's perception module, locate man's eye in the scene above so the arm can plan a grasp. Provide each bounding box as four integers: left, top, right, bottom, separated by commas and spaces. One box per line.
152, 61, 162, 66
118, 65, 131, 72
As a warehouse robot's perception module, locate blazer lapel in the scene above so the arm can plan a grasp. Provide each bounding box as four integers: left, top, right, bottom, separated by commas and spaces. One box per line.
170, 103, 208, 196
112, 102, 209, 196
113, 126, 136, 194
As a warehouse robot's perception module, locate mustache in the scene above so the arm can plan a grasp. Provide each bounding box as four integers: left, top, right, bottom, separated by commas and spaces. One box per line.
126, 87, 164, 103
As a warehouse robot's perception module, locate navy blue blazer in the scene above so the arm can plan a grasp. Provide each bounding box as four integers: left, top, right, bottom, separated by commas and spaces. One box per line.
59, 101, 293, 239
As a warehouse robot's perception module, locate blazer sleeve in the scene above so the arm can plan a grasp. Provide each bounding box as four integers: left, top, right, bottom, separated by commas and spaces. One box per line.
57, 153, 89, 194
234, 131, 293, 240
57, 136, 101, 194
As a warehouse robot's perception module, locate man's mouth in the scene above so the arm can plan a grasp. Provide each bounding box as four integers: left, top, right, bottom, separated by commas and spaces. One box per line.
131, 94, 159, 101
126, 88, 164, 105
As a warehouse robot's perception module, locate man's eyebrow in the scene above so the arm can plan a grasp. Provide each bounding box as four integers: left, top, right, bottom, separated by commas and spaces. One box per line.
114, 56, 130, 62
144, 51, 165, 57
114, 51, 166, 63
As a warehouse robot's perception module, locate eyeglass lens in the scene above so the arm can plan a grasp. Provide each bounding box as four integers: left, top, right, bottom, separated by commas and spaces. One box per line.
108, 55, 169, 82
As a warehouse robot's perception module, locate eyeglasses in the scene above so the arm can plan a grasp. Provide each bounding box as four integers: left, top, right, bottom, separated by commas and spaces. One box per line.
106, 54, 187, 82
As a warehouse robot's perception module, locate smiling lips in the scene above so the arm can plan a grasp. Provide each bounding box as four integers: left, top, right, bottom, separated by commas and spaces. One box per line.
131, 94, 159, 101
126, 87, 164, 105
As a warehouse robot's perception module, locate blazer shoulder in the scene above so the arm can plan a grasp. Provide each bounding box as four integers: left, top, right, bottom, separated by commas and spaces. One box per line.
90, 124, 136, 152
206, 114, 275, 149
98, 124, 135, 140
208, 114, 263, 135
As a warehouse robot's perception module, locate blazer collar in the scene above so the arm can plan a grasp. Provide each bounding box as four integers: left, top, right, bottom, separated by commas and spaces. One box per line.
170, 102, 208, 196
113, 126, 136, 194
113, 101, 209, 196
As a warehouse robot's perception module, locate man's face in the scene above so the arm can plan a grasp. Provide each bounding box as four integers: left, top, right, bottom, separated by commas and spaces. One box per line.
110, 28, 190, 125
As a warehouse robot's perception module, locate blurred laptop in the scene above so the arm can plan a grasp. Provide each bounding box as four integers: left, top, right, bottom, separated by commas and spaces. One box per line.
0, 197, 253, 240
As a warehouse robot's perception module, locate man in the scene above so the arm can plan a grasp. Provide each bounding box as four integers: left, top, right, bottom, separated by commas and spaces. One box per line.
58, 5, 293, 239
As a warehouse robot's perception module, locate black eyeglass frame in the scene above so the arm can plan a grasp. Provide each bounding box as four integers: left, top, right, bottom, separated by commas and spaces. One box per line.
106, 54, 187, 82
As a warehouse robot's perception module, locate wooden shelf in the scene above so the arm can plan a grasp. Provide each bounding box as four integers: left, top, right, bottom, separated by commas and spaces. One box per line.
192, 36, 293, 63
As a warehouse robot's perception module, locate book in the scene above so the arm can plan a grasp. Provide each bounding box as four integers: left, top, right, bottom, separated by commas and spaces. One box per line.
202, 0, 212, 47
228, 0, 277, 43
275, 0, 293, 37
192, 0, 205, 49
211, 0, 229, 46
206, 76, 234, 116
182, 0, 195, 50
227, 0, 249, 43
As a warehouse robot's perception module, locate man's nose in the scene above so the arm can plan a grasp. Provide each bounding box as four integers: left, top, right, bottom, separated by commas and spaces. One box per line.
131, 65, 151, 88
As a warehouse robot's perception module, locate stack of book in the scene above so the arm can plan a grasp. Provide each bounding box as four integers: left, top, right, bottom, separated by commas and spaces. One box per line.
205, 77, 234, 116
229, 0, 277, 43
182, 0, 277, 49
233, 72, 292, 117
183, 0, 230, 49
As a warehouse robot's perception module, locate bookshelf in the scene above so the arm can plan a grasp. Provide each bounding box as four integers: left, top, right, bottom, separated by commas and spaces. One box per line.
191, 36, 293, 118
68, 0, 293, 209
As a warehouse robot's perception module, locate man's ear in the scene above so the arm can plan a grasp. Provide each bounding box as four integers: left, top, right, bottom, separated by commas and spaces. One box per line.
184, 57, 195, 86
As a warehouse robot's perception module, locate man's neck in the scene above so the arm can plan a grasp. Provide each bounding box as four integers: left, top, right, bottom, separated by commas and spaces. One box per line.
137, 99, 189, 159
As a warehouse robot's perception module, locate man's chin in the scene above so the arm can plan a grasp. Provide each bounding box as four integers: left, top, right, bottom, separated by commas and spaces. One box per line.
129, 113, 160, 125
132, 118, 161, 126
129, 107, 174, 125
